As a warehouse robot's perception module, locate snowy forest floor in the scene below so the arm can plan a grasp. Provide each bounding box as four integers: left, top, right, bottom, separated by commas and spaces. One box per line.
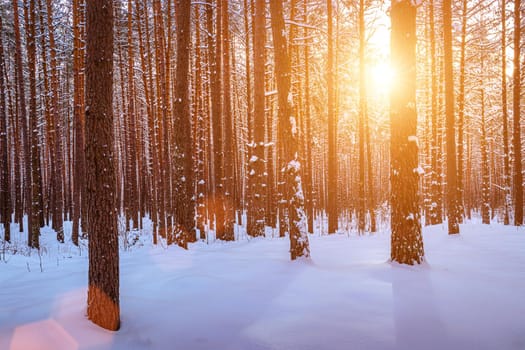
1, 221, 524, 350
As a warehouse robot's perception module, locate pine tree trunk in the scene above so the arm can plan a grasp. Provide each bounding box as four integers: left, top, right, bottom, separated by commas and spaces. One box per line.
222, 0, 235, 241
11, 0, 30, 238
303, 0, 314, 234
513, 0, 522, 226
501, 0, 511, 225
428, 0, 442, 225
358, 0, 366, 234
0, 16, 11, 242
269, 0, 310, 260
173, 0, 196, 248
194, 3, 207, 239
480, 85, 490, 224
26, 0, 42, 249
126, 0, 139, 231
85, 0, 120, 331
208, 0, 225, 240
390, 0, 424, 265
443, 0, 460, 234
365, 106, 376, 232
72, 0, 87, 242
44, 0, 65, 242
326, 0, 338, 234
248, 0, 266, 237
457, 0, 467, 223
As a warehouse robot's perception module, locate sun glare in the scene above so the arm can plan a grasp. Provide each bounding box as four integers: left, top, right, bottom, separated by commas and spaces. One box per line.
368, 61, 395, 96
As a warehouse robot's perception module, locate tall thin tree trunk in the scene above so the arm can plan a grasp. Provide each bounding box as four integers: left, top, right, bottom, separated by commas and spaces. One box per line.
303, 0, 314, 234
209, 0, 225, 240
358, 0, 366, 234
194, 4, 207, 239
428, 0, 442, 225
501, 0, 511, 225
126, 0, 139, 230
457, 0, 467, 223
0, 16, 10, 242
72, 0, 85, 245
12, 0, 30, 238
247, 0, 266, 237
45, 0, 65, 242
513, 0, 522, 226
443, 0, 460, 234
480, 84, 490, 224
26, 0, 42, 248
222, 0, 235, 241
326, 0, 337, 234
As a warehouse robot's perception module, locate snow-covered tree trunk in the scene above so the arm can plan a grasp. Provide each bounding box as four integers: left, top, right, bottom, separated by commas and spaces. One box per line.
512, 0, 522, 226
269, 0, 310, 260
443, 0, 460, 234
0, 16, 11, 243
390, 0, 424, 265
173, 0, 196, 248
247, 0, 266, 238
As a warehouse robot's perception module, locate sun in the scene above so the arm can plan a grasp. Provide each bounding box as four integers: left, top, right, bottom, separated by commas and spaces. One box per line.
368, 61, 395, 96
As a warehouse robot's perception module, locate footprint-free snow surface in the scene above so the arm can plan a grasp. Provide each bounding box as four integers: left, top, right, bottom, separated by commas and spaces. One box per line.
1, 222, 524, 350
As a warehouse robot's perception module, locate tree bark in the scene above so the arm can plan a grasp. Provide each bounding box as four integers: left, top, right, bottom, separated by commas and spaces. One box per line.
247, 0, 266, 237
513, 0, 522, 226
173, 0, 196, 248
443, 0, 460, 234
327, 0, 338, 234
86, 0, 120, 331
501, 0, 511, 225
269, 0, 310, 260
222, 0, 235, 241
390, 0, 424, 265
0, 16, 10, 242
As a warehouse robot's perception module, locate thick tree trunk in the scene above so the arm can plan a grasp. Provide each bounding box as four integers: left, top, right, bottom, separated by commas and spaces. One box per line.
173, 0, 196, 248
85, 0, 120, 331
269, 0, 310, 260
390, 0, 424, 265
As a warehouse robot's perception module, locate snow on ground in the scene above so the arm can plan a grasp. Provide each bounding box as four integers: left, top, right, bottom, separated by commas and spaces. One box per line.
1, 221, 524, 350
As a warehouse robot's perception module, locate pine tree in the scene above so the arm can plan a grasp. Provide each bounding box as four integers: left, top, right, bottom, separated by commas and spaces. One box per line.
173, 0, 196, 248
390, 0, 424, 265
247, 0, 266, 237
85, 0, 120, 331
0, 16, 10, 242
513, 0, 522, 226
326, 0, 338, 234
443, 0, 460, 234
269, 0, 310, 260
